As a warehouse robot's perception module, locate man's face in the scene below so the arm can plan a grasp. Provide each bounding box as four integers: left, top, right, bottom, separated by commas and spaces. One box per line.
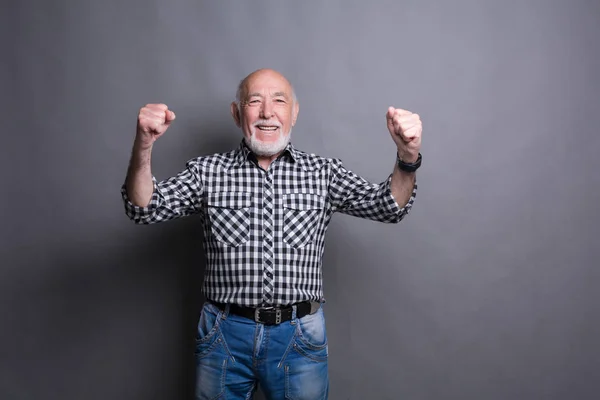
232, 70, 299, 157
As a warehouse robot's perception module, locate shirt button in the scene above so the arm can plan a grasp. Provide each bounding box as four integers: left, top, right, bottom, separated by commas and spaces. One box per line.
266, 272, 273, 278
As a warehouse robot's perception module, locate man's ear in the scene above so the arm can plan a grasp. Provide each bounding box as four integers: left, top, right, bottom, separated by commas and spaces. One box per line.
292, 102, 299, 127
230, 102, 241, 127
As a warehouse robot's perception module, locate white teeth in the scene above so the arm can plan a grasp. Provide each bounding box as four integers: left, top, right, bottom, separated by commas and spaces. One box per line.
258, 126, 278, 130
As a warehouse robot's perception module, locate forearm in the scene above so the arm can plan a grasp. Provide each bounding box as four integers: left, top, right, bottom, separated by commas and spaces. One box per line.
389, 163, 416, 207
125, 141, 154, 207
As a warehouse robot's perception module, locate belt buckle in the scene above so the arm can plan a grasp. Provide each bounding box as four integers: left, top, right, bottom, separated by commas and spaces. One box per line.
255, 306, 282, 325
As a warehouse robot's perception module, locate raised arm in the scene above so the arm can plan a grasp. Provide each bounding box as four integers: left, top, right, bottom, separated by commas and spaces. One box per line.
125, 103, 176, 207
328, 106, 421, 223
386, 106, 422, 206
121, 104, 202, 225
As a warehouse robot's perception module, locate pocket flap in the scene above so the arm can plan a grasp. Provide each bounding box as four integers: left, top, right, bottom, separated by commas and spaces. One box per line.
283, 193, 324, 211
207, 192, 252, 209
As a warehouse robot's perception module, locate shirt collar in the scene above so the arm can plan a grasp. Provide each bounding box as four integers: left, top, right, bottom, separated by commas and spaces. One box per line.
233, 139, 314, 170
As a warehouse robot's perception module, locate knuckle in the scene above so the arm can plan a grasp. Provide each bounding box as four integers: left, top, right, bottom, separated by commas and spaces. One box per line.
143, 103, 167, 110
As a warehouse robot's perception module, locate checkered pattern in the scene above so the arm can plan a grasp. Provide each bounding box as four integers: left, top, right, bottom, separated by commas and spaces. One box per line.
121, 140, 417, 306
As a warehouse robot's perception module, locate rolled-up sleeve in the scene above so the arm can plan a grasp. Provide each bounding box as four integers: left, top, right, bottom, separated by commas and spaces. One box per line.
121, 158, 203, 224
328, 160, 417, 223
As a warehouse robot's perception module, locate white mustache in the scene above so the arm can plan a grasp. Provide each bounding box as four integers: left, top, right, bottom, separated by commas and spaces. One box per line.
253, 120, 282, 128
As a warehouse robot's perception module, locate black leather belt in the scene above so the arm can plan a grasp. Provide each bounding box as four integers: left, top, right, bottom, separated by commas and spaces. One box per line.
210, 300, 319, 325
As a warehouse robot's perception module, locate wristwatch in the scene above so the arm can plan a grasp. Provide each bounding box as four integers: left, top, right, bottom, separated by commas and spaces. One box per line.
396, 152, 422, 173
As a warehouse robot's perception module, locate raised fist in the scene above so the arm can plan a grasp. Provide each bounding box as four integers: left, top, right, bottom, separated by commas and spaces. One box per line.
136, 103, 176, 148
386, 107, 422, 163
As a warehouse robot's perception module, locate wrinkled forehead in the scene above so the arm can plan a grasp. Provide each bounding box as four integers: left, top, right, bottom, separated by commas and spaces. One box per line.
241, 71, 293, 100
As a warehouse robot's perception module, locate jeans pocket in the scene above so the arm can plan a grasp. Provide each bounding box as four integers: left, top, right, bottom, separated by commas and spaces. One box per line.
294, 307, 328, 362
195, 303, 229, 400
196, 303, 221, 346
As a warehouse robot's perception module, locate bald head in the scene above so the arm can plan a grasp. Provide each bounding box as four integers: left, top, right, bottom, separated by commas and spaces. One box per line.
235, 69, 297, 105
230, 68, 300, 160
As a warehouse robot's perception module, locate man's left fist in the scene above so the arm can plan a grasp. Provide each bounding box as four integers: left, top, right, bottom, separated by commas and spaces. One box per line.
386, 107, 422, 163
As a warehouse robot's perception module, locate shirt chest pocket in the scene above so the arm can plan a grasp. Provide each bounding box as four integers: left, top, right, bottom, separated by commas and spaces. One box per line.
207, 192, 253, 247
282, 193, 324, 248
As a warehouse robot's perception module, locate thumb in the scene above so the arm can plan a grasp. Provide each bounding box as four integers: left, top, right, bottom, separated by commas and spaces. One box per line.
386, 106, 395, 132
165, 110, 176, 124
386, 106, 395, 120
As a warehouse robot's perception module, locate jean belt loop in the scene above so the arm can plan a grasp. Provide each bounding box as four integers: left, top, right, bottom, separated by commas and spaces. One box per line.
291, 304, 298, 320
222, 303, 231, 320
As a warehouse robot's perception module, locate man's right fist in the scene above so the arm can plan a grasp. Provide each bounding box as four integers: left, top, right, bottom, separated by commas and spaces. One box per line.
136, 103, 176, 147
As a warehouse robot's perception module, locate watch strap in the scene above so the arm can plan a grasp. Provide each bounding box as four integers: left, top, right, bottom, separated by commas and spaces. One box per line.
397, 152, 422, 172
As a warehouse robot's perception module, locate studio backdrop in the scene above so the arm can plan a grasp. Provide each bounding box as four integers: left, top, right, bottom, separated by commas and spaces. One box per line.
2, 0, 599, 399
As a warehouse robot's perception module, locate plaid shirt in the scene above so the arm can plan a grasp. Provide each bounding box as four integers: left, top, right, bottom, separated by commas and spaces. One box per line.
121, 141, 417, 306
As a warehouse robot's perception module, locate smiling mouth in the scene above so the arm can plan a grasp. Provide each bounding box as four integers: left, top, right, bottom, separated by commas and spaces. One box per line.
256, 125, 279, 132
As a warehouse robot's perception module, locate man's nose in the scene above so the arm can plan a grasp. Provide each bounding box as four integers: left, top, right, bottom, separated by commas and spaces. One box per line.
260, 101, 274, 119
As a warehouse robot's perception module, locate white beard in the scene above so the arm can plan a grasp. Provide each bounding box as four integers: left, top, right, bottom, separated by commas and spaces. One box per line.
245, 123, 292, 157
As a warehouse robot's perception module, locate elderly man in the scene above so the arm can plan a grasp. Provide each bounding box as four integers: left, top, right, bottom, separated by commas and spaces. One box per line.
122, 68, 421, 400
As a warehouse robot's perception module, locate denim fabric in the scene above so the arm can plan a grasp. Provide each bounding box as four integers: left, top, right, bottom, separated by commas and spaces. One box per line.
195, 301, 329, 400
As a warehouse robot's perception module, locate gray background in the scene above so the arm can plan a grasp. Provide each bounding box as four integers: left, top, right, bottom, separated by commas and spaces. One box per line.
2, 0, 599, 399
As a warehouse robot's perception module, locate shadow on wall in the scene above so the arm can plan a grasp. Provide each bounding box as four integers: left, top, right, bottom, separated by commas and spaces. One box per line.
2, 217, 206, 400
0, 125, 251, 400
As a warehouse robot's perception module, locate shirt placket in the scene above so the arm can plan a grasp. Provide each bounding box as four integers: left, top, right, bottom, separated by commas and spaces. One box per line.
262, 168, 275, 304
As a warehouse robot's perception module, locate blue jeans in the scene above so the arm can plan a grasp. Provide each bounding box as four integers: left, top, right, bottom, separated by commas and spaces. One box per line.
195, 301, 329, 399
